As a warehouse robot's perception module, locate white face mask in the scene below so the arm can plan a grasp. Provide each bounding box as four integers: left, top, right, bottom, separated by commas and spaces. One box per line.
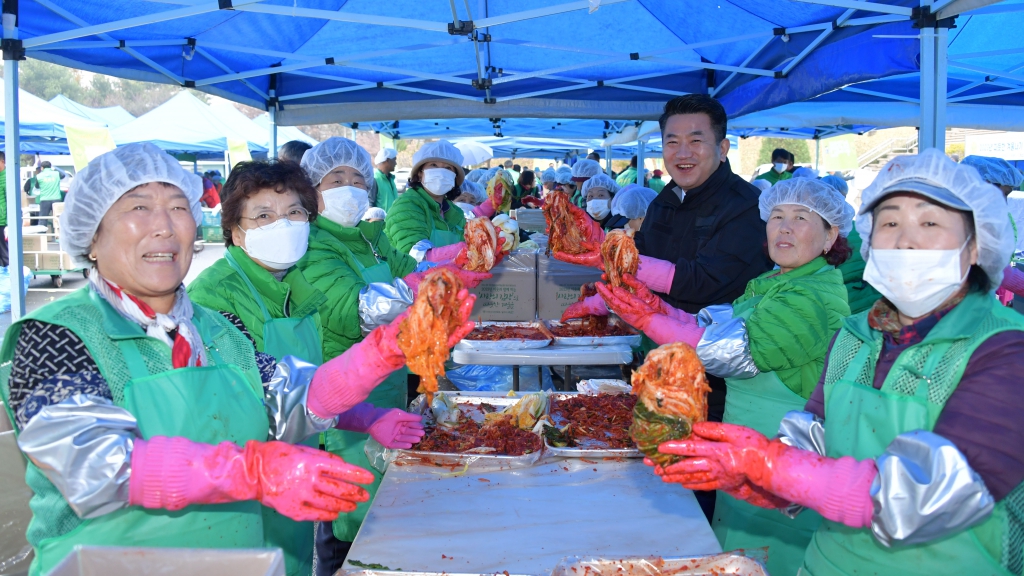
586, 198, 610, 220
422, 168, 457, 196
321, 185, 369, 227
774, 162, 787, 173
862, 236, 972, 319
240, 219, 310, 271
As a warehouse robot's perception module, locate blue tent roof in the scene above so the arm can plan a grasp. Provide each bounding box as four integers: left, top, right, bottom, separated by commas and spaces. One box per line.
15, 0, 953, 125
48, 95, 136, 128
0, 79, 103, 154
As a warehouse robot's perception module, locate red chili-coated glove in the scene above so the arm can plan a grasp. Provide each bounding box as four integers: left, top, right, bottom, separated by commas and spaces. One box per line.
335, 403, 426, 449
560, 294, 609, 322
129, 437, 374, 522
654, 422, 877, 528
553, 240, 604, 270
405, 264, 492, 294
453, 236, 507, 271
595, 279, 703, 346
472, 198, 497, 219
550, 202, 606, 259
307, 289, 476, 420
521, 195, 544, 208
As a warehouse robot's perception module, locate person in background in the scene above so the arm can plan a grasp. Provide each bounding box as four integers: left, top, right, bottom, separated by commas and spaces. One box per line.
540, 167, 557, 197
513, 170, 538, 209
587, 151, 601, 162
0, 152, 7, 268
503, 160, 520, 183
751, 179, 772, 194
199, 173, 221, 208
960, 155, 1024, 304
792, 167, 819, 179
756, 148, 793, 185
373, 148, 399, 211
451, 181, 487, 218
821, 174, 879, 314
786, 151, 797, 173
553, 95, 774, 520
34, 161, 63, 230
610, 184, 658, 234
581, 173, 626, 231
571, 159, 603, 207
601, 179, 853, 575
554, 166, 576, 198
464, 168, 487, 186
362, 207, 386, 223
616, 155, 639, 187
652, 149, 1024, 576
279, 141, 313, 165
648, 169, 666, 192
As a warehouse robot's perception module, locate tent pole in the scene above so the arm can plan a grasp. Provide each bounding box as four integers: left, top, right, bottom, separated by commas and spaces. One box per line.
815, 137, 820, 170
918, 0, 948, 151
605, 145, 612, 177
4, 1, 25, 319
636, 140, 645, 185
269, 107, 278, 159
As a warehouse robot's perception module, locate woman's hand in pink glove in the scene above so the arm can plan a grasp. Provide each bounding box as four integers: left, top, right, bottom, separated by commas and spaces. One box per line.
406, 264, 492, 294
653, 421, 772, 492
553, 240, 604, 270
560, 294, 608, 322
594, 280, 659, 332
367, 409, 425, 449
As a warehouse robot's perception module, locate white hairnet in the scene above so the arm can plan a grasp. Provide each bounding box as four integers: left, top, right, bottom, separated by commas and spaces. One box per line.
571, 159, 602, 180
791, 167, 819, 179
374, 147, 397, 165
820, 174, 849, 196
751, 179, 772, 193
611, 184, 658, 220
301, 137, 376, 196
555, 166, 573, 185
411, 140, 465, 187
362, 207, 386, 221
961, 155, 1024, 188
856, 148, 1012, 286
465, 168, 487, 184
460, 180, 488, 204
582, 173, 620, 197
60, 142, 202, 268
759, 177, 855, 237
541, 167, 557, 184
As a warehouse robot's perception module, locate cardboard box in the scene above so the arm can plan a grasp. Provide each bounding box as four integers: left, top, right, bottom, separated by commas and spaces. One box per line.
536, 252, 605, 320
22, 234, 47, 253
52, 202, 65, 216
37, 252, 72, 271
23, 253, 38, 271
468, 249, 537, 321
514, 208, 547, 233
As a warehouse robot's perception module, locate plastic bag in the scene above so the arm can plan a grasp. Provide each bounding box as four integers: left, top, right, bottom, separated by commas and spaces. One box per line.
577, 379, 632, 395
0, 267, 32, 315
551, 550, 769, 576
445, 364, 554, 392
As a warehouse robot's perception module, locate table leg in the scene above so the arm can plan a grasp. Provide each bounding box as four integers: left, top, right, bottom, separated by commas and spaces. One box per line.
564, 365, 572, 391
512, 365, 520, 392
538, 366, 543, 390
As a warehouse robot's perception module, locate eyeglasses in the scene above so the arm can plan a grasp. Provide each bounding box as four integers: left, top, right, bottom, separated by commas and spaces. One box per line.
241, 207, 310, 229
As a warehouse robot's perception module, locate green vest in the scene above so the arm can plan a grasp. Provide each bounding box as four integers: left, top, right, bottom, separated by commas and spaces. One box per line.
384, 186, 466, 253
838, 229, 881, 315
35, 169, 62, 201
0, 288, 266, 576
802, 292, 1024, 576
373, 169, 398, 212
755, 169, 792, 186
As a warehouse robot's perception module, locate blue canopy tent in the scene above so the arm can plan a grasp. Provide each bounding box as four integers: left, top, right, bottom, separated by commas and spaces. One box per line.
48, 94, 135, 128
450, 136, 650, 161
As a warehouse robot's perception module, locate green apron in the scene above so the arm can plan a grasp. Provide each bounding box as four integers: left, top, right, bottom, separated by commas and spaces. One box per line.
713, 296, 824, 576
427, 203, 464, 248
225, 251, 322, 576
327, 234, 409, 542
801, 292, 1024, 576
1, 291, 268, 576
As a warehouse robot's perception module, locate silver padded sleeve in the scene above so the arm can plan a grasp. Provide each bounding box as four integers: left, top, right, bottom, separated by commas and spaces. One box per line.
409, 239, 434, 262
17, 394, 136, 519
871, 430, 995, 547
777, 410, 827, 456
694, 304, 760, 380
357, 278, 414, 336
265, 355, 337, 443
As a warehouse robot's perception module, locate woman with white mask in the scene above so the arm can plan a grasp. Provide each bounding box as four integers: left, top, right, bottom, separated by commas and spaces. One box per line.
648, 149, 1024, 576
188, 160, 429, 576
295, 137, 488, 575
385, 139, 504, 262
582, 173, 625, 231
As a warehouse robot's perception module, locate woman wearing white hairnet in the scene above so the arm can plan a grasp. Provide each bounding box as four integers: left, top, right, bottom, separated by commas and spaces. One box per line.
581, 173, 625, 231
296, 137, 489, 568
570, 159, 603, 206
647, 149, 1024, 576
0, 144, 477, 576
540, 167, 557, 196
599, 178, 854, 575
961, 155, 1024, 305
611, 183, 658, 234
384, 140, 505, 260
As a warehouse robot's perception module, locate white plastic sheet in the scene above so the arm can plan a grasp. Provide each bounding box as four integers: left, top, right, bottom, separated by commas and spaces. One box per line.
48, 546, 285, 576
451, 343, 632, 366
0, 429, 33, 575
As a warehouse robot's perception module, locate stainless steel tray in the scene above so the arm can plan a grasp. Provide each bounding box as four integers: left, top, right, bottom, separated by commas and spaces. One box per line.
543, 392, 641, 459
550, 552, 769, 576
545, 317, 642, 347
459, 321, 553, 351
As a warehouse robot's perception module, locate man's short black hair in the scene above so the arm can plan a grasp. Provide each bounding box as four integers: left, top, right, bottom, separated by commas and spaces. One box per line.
771, 148, 790, 162
659, 94, 728, 144
40, 161, 51, 169
513, 164, 521, 172
787, 151, 796, 162
279, 140, 312, 165
0, 151, 6, 162
587, 151, 600, 161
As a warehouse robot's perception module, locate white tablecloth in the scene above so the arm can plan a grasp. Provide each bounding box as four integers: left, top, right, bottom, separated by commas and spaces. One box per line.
452, 343, 633, 366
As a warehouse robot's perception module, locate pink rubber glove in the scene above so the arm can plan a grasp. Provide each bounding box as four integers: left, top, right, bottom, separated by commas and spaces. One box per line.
595, 280, 704, 346
472, 198, 496, 218
1000, 265, 1024, 297
129, 436, 374, 522
307, 290, 478, 420
335, 403, 426, 449
636, 255, 676, 295
553, 240, 604, 270
560, 294, 609, 322
405, 264, 492, 294
425, 242, 466, 263
655, 422, 877, 528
